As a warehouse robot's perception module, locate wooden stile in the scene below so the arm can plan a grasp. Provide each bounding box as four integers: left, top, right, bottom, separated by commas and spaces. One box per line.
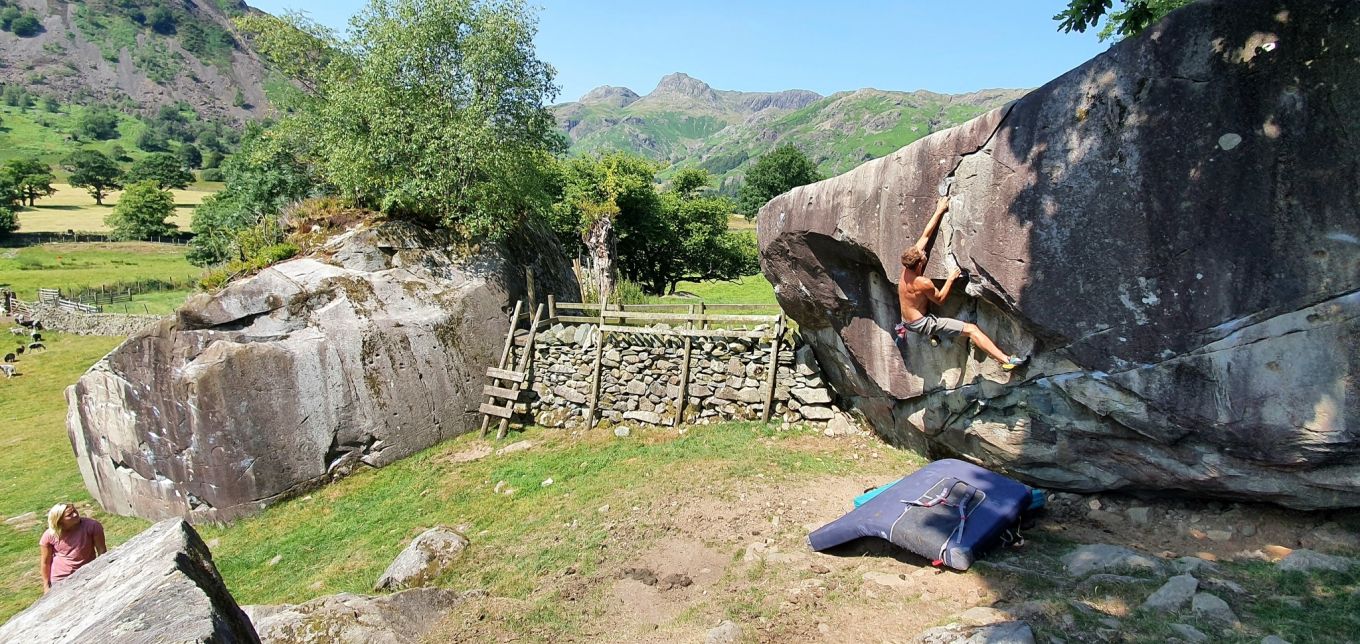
480, 300, 523, 437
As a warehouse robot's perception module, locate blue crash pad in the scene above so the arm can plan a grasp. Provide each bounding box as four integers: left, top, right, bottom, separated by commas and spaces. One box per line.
808, 459, 1031, 570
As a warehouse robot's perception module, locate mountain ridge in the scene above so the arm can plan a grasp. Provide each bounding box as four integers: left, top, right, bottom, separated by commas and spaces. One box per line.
552, 73, 1027, 190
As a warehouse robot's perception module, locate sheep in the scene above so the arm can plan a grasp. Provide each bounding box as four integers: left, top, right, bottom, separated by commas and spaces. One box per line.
27, 342, 44, 352
29, 331, 42, 342
0, 364, 14, 378
2, 353, 14, 363
8, 327, 23, 336
14, 346, 23, 355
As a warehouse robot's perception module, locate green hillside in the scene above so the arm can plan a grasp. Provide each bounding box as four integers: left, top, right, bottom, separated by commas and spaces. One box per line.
552, 74, 1026, 191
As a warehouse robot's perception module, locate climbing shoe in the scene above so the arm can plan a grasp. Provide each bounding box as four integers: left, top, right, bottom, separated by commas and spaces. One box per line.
1002, 355, 1030, 371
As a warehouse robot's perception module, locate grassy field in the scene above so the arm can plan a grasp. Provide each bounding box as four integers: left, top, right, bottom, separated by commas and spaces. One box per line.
15, 183, 219, 233
0, 333, 150, 621
0, 242, 200, 313
660, 273, 776, 306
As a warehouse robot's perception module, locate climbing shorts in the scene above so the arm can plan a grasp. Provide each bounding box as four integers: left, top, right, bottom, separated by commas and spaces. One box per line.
904, 315, 967, 339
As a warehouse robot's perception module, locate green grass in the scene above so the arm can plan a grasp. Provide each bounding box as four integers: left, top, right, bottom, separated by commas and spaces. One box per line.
16, 183, 212, 233
202, 421, 878, 608
662, 274, 776, 306
0, 333, 150, 621
0, 242, 201, 305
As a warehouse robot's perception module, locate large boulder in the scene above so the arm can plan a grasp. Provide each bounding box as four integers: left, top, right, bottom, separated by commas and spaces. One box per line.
0, 519, 259, 643
757, 0, 1360, 508
67, 221, 577, 522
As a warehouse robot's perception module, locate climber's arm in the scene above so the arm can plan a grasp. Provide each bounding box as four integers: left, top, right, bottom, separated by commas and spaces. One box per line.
914, 197, 950, 252
923, 269, 962, 305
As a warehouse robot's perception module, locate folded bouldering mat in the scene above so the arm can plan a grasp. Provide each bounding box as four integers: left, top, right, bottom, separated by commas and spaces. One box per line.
808, 459, 1031, 570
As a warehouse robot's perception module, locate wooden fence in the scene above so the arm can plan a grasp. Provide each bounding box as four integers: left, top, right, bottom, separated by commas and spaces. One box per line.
527, 295, 787, 426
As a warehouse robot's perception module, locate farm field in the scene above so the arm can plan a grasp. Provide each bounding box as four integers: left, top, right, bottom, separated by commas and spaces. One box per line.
14, 183, 219, 234
0, 242, 200, 313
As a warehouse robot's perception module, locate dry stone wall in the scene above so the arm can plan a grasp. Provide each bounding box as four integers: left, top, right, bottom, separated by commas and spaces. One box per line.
28, 305, 163, 336
523, 322, 840, 428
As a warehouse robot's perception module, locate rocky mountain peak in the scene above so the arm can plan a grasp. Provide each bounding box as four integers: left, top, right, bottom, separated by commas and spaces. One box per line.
650, 72, 719, 101
579, 85, 641, 108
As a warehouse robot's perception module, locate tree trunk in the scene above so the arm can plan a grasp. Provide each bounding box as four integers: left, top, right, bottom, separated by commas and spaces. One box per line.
584, 215, 616, 304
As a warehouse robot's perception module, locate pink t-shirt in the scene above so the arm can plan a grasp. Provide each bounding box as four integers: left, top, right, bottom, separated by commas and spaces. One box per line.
40, 517, 104, 584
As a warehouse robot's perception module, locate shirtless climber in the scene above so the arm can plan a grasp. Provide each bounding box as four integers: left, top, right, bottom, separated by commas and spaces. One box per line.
895, 196, 1029, 371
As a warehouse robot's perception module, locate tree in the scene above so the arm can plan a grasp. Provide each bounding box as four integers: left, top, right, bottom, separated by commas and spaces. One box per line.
62, 150, 123, 205
148, 7, 176, 35
178, 143, 203, 169
107, 181, 176, 240
624, 168, 758, 294
11, 14, 40, 38
0, 7, 20, 31
136, 127, 170, 152
737, 144, 821, 218
127, 152, 193, 190
188, 123, 316, 266
76, 106, 121, 140
2, 158, 56, 207
109, 144, 130, 161
1054, 0, 1193, 41
237, 0, 564, 239
551, 152, 660, 300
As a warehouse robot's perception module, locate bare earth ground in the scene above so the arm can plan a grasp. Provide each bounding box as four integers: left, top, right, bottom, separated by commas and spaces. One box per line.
424, 433, 1359, 644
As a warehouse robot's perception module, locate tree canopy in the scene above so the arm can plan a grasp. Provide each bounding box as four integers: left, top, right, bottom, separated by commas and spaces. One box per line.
553, 154, 758, 295
737, 144, 821, 219
61, 150, 123, 205
107, 181, 177, 241
237, 0, 564, 240
127, 153, 194, 190
1054, 0, 1193, 41
2, 158, 55, 207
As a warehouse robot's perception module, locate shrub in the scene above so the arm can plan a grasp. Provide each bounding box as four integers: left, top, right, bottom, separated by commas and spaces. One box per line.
75, 105, 120, 140
0, 206, 17, 238
11, 13, 40, 38
200, 167, 224, 182
198, 242, 298, 291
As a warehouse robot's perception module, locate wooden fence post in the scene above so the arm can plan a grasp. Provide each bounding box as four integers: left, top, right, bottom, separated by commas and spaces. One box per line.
674, 303, 695, 427
584, 299, 607, 428
547, 294, 556, 320
761, 314, 784, 423
526, 270, 536, 310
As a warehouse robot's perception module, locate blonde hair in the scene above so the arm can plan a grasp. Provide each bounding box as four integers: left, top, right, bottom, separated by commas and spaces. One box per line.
46, 503, 74, 537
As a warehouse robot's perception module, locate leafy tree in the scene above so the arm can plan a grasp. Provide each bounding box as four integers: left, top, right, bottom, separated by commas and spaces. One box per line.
553, 156, 758, 296
61, 149, 123, 205
136, 127, 170, 152
202, 150, 223, 169
0, 7, 20, 31
76, 106, 121, 140
42, 96, 59, 113
188, 124, 316, 266
148, 6, 176, 35
109, 144, 130, 162
1, 85, 32, 108
0, 171, 21, 209
127, 152, 194, 190
11, 13, 40, 37
178, 143, 203, 169
106, 181, 176, 240
551, 152, 660, 300
2, 158, 56, 207
1055, 0, 1193, 41
237, 0, 564, 239
737, 144, 821, 218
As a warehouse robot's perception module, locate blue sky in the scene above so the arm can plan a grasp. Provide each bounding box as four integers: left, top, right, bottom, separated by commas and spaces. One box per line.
247, 1, 1112, 103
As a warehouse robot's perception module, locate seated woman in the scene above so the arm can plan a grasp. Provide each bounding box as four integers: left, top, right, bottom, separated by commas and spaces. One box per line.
39, 503, 106, 593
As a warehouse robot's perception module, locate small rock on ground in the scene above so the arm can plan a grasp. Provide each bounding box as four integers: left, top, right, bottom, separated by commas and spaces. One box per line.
914, 621, 1035, 644
706, 620, 741, 644
1260, 636, 1292, 644
1169, 623, 1207, 642
1141, 574, 1198, 613
1190, 592, 1238, 625
1062, 544, 1162, 578
1277, 549, 1354, 573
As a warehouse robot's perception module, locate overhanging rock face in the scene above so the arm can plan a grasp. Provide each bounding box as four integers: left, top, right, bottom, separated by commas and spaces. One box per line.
757, 0, 1360, 508
67, 221, 576, 522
